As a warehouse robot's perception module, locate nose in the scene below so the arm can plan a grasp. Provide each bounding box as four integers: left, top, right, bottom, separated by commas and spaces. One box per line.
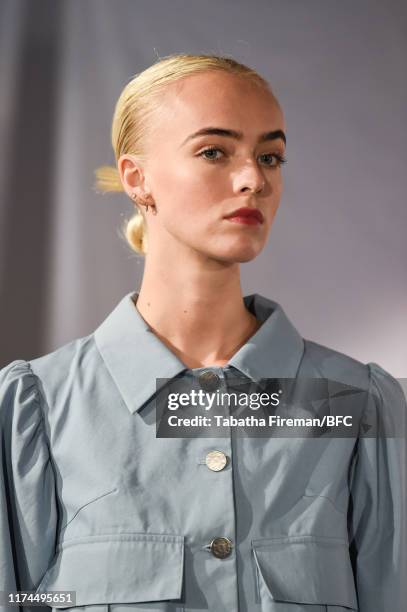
232, 162, 266, 195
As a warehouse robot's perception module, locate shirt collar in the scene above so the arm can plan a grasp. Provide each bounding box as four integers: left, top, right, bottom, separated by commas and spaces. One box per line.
94, 291, 304, 415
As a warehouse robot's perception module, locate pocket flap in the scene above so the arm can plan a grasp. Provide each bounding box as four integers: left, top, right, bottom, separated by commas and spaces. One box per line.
35, 533, 184, 607
252, 536, 358, 610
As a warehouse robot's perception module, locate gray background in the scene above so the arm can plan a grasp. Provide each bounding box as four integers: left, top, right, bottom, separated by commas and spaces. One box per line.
0, 0, 406, 376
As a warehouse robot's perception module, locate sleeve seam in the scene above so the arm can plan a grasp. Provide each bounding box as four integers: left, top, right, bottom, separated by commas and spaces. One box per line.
24, 361, 52, 452
358, 362, 375, 439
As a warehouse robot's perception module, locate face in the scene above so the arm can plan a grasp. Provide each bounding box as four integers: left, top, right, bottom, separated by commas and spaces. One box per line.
120, 71, 286, 263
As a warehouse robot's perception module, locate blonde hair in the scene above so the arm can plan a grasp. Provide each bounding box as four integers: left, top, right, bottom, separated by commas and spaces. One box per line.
94, 53, 272, 256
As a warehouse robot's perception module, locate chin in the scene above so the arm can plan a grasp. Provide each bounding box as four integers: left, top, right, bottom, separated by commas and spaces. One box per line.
211, 242, 263, 264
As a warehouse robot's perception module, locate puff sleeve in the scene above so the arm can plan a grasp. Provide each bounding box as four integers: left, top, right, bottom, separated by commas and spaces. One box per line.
348, 362, 407, 611
0, 359, 58, 609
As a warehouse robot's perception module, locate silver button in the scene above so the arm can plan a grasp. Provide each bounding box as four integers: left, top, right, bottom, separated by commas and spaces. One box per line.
209, 536, 233, 559
205, 450, 228, 472
198, 370, 221, 391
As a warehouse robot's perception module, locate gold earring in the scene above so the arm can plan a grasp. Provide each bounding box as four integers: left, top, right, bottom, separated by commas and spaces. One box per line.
131, 193, 157, 215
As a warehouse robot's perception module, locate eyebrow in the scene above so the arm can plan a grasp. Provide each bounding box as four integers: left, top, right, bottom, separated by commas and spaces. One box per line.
180, 126, 286, 147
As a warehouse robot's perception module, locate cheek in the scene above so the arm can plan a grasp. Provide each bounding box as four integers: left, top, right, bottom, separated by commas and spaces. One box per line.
152, 161, 226, 212
270, 176, 283, 203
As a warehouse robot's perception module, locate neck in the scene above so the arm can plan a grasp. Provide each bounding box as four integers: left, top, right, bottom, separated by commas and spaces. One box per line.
134, 253, 261, 369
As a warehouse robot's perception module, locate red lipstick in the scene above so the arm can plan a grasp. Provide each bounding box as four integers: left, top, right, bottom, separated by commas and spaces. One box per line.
224, 207, 264, 225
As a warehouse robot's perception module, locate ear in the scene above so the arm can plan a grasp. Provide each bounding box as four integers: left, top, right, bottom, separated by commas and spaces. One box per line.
117, 154, 148, 200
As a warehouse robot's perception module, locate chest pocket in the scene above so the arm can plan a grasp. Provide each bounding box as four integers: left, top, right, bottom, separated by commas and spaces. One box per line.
252, 535, 358, 611
35, 532, 185, 612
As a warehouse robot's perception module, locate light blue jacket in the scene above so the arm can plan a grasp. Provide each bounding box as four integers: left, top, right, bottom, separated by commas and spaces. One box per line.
0, 291, 406, 612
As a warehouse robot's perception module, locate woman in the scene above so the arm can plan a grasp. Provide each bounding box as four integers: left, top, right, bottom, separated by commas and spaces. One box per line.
0, 54, 405, 612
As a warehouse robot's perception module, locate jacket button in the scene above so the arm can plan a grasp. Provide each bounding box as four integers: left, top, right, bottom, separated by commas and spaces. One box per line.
198, 370, 221, 391
205, 450, 228, 471
210, 536, 233, 559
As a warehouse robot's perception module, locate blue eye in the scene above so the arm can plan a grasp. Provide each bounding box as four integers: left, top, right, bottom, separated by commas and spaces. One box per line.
198, 147, 224, 161
259, 153, 287, 167
198, 147, 287, 167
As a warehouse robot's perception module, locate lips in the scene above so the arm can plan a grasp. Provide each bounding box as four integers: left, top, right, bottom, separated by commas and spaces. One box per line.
224, 207, 264, 224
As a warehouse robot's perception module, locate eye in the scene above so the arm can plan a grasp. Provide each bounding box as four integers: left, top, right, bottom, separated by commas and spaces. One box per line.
259, 153, 287, 167
198, 147, 225, 162
197, 147, 287, 167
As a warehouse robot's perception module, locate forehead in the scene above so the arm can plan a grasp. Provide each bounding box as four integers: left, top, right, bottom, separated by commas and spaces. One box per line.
151, 71, 284, 136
